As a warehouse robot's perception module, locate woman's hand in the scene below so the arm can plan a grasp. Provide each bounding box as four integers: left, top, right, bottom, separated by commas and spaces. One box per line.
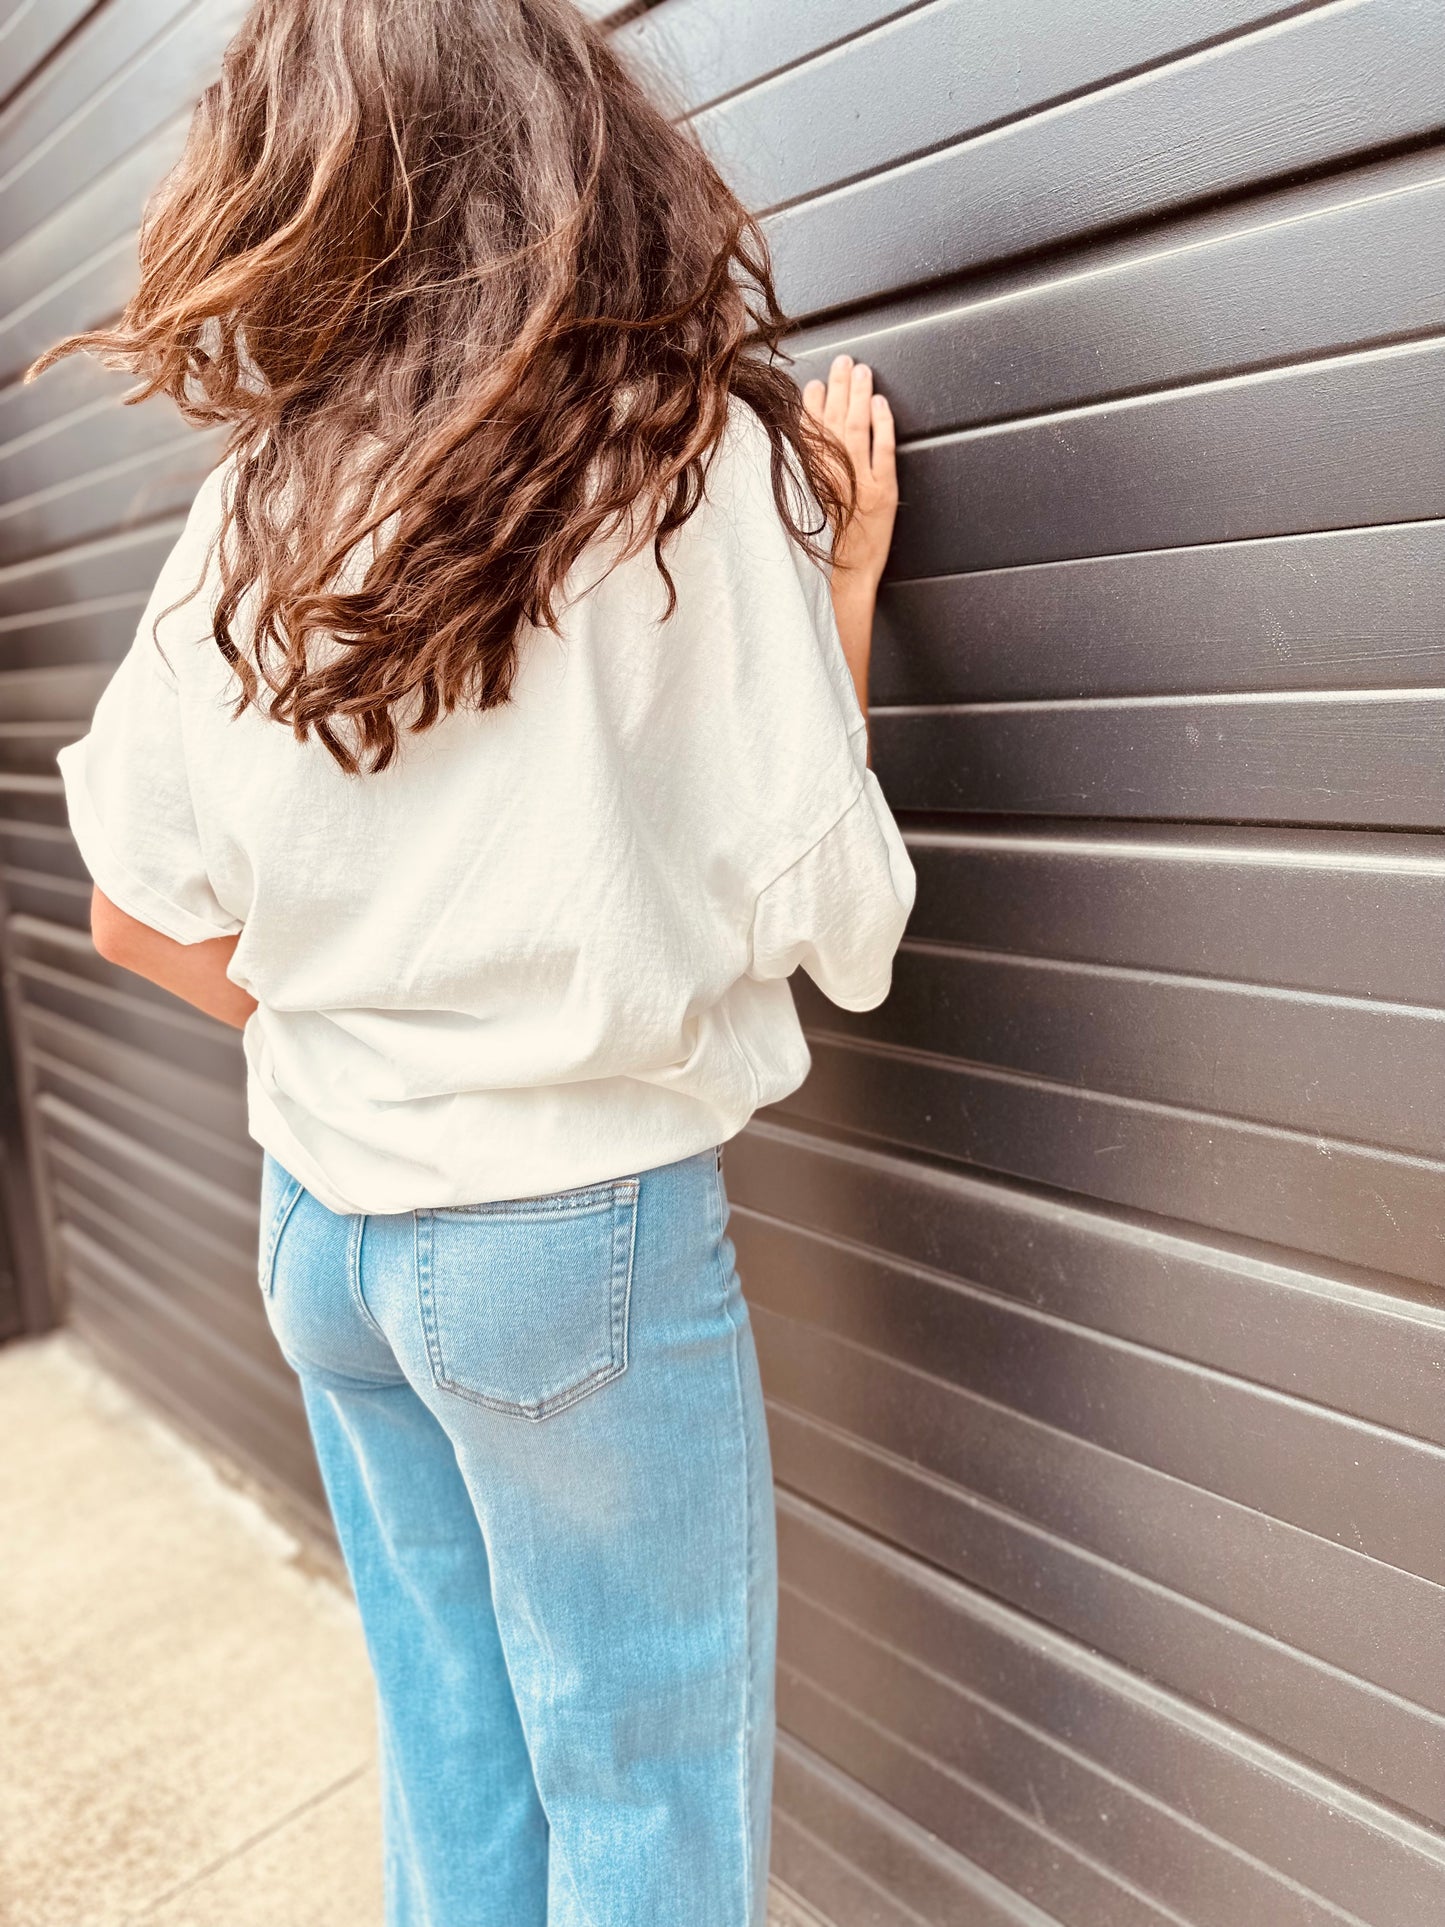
804, 353, 898, 592
802, 354, 897, 738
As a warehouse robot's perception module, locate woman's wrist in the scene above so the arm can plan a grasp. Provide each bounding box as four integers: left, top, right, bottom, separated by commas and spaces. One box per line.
830, 573, 877, 728
832, 569, 881, 625
831, 568, 880, 647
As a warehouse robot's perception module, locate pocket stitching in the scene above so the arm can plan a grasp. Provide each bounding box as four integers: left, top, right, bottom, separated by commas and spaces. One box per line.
259, 1173, 305, 1298
417, 1177, 639, 1421
611, 1175, 639, 1381
345, 1212, 388, 1343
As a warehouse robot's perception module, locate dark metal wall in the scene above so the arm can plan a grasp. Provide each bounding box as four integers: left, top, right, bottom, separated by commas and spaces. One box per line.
0, 0, 314, 1486
2, 2, 1444, 1922
0, 984, 38, 1337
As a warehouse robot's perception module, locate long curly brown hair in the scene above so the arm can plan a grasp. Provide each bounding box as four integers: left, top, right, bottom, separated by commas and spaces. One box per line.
31, 0, 850, 772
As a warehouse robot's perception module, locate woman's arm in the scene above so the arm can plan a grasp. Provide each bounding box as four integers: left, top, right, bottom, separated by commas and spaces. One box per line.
91, 887, 257, 1029
802, 354, 898, 737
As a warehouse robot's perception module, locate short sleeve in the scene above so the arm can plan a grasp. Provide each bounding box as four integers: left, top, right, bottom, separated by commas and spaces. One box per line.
748, 758, 916, 1011
617, 397, 874, 892
56, 482, 242, 946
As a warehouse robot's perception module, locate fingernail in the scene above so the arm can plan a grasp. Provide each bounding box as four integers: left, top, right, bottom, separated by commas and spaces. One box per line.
831, 354, 852, 371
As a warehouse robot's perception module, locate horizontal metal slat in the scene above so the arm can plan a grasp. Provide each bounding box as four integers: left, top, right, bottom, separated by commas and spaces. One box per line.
0, 820, 83, 879
1, 392, 192, 503
774, 1735, 1047, 1927
744, 1220, 1445, 1587
31, 1045, 253, 1199
727, 1123, 1445, 1444
891, 335, 1445, 580
0, 348, 126, 453
0, 598, 139, 675
61, 1220, 294, 1414
619, 0, 920, 115
66, 1248, 322, 1514
791, 144, 1445, 442
780, 1668, 1177, 1927
0, 234, 136, 389
0, 770, 63, 822
0, 521, 181, 620
37, 1091, 253, 1247
50, 1145, 255, 1301
898, 821, 1445, 1004
772, 1038, 1445, 1288
0, 869, 89, 930
765, 1394, 1445, 1805
770, 1815, 924, 1927
25, 999, 249, 1146
701, 0, 1297, 214
872, 518, 1445, 706
0, 116, 182, 350
779, 1590, 1340, 1927
0, 431, 214, 568
769, 0, 1445, 316
871, 690, 1445, 828
0, 0, 241, 244
0, 0, 187, 160
8, 919, 235, 1034
14, 971, 240, 1084
777, 1496, 1445, 1924
0, 661, 109, 719
1, 867, 87, 924
801, 944, 1445, 1159
55, 1177, 271, 1367
0, 718, 81, 773
0, 0, 101, 107
10, 908, 127, 975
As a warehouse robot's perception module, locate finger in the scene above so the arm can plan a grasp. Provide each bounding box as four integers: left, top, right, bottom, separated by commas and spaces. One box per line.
801, 378, 826, 423
870, 393, 897, 489
824, 353, 853, 435
845, 361, 874, 469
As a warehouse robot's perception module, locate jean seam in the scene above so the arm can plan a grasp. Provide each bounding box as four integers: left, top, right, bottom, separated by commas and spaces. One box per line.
346, 1210, 387, 1343
613, 1177, 638, 1376
715, 1155, 755, 1924
433, 1359, 627, 1423
260, 1176, 305, 1298
432, 1182, 627, 1221
415, 1209, 439, 1386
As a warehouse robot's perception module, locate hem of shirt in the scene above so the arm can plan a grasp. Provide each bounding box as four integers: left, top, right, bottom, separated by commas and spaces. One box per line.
812, 968, 895, 1013
57, 739, 243, 948
243, 1062, 791, 1218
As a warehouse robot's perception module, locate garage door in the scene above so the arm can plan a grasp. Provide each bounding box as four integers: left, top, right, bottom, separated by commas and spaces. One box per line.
0, 0, 318, 1505
3, 3, 1444, 1922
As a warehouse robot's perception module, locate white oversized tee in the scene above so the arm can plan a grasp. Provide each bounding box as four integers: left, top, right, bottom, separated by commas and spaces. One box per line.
58, 400, 915, 1215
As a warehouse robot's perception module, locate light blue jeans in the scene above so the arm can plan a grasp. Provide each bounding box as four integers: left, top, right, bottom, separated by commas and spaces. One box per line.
258, 1144, 776, 1927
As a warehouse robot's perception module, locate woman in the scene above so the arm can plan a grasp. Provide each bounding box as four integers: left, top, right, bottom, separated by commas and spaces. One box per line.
39, 2, 912, 1922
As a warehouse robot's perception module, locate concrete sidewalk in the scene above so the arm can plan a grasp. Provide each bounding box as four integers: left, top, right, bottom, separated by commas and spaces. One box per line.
0, 1335, 813, 1927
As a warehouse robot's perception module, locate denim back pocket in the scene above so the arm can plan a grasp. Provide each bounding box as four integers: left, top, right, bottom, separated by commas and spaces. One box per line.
258, 1154, 305, 1299
415, 1177, 640, 1421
